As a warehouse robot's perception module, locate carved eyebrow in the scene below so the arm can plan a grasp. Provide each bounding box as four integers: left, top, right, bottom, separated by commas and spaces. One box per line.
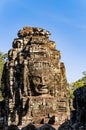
32, 76, 41, 78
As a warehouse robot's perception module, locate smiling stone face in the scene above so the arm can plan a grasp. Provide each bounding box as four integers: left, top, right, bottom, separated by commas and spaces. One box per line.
27, 43, 54, 95
28, 58, 52, 95
30, 75, 49, 94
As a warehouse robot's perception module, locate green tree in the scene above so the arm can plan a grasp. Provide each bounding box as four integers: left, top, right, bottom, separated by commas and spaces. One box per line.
66, 83, 74, 99
67, 72, 86, 100
73, 80, 84, 90
0, 52, 8, 86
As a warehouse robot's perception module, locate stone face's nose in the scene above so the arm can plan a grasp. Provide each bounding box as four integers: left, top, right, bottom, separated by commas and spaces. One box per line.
40, 76, 45, 85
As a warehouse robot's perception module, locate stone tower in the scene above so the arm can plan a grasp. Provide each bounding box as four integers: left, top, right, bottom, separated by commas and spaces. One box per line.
1, 26, 69, 128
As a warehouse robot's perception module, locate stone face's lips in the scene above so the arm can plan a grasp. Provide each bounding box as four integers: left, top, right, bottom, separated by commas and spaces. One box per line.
36, 85, 49, 94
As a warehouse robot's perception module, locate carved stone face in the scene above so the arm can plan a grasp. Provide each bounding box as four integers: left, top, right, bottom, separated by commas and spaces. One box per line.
28, 43, 60, 95
13, 38, 23, 48
31, 75, 49, 94
30, 68, 56, 95
29, 61, 53, 95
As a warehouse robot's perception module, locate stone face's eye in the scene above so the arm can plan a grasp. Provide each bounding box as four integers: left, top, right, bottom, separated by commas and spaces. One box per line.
44, 77, 48, 82
36, 78, 40, 83
32, 77, 41, 84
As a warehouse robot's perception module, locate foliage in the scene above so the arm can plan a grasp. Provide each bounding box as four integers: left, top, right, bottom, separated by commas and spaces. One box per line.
73, 80, 84, 90
66, 83, 74, 99
0, 51, 8, 86
67, 73, 86, 100
0, 90, 4, 101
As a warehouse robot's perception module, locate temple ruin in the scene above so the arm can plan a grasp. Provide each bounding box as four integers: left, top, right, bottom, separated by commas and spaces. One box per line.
70, 85, 86, 129
1, 26, 69, 129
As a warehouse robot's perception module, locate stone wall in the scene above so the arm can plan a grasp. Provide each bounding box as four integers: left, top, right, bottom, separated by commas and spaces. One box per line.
1, 26, 69, 128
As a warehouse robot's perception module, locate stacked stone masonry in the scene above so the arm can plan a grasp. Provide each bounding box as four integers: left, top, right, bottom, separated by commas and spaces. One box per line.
1, 26, 69, 129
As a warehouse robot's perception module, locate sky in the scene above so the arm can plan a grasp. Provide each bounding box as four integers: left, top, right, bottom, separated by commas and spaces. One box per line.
0, 0, 86, 83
